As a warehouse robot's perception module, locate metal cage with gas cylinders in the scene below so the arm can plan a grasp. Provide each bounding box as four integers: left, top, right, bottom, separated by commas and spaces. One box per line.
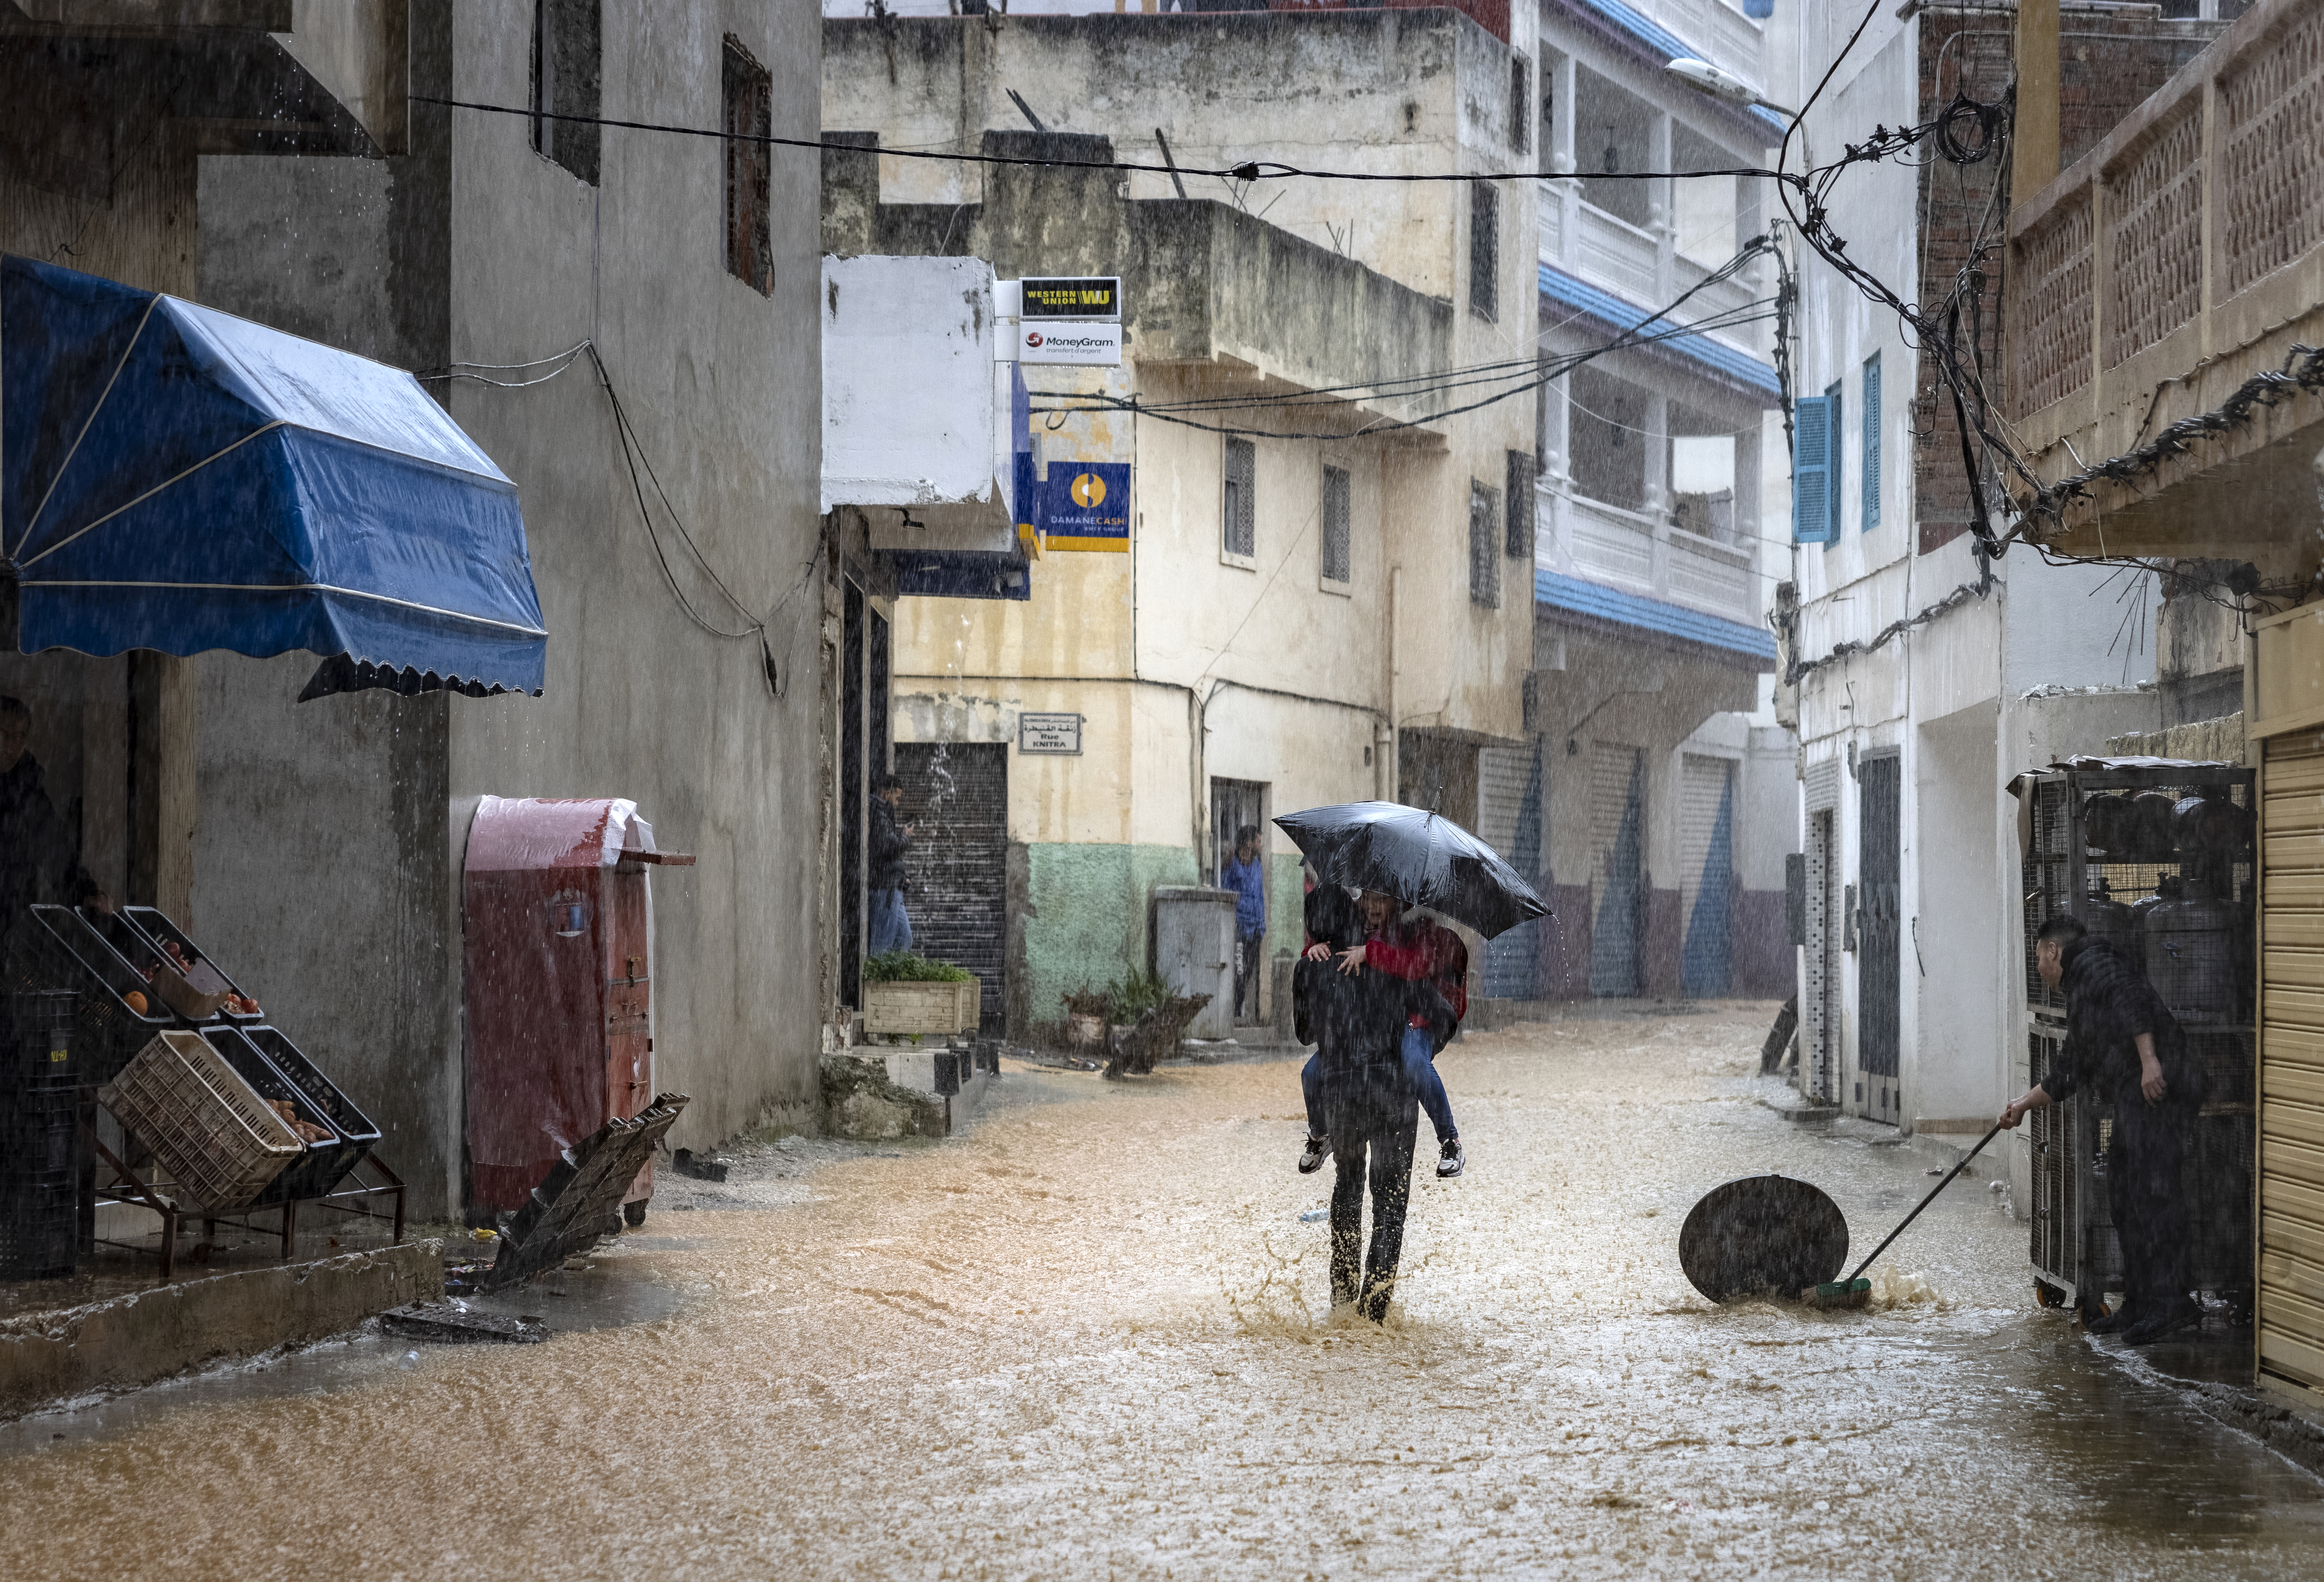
2017, 760, 2255, 1322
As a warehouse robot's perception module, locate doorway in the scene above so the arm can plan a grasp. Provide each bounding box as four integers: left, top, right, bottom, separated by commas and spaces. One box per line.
1804, 808, 1840, 1103
1856, 753, 1902, 1124
1210, 777, 1268, 1024
893, 742, 1005, 1032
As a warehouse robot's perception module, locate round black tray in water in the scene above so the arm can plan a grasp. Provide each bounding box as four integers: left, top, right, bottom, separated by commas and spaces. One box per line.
1678, 1174, 1851, 1304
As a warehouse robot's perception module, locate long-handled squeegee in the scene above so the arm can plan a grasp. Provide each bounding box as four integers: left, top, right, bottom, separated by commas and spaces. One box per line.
1803, 1121, 2005, 1308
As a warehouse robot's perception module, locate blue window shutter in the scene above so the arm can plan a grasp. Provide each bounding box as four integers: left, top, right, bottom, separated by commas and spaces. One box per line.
1792, 395, 1831, 544
1862, 354, 1881, 530
1826, 383, 1844, 540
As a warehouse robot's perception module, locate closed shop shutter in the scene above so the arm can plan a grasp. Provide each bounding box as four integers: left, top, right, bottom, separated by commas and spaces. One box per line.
1478, 742, 1542, 998
894, 742, 1008, 1031
1679, 755, 1735, 997
2261, 730, 2324, 1407
1588, 743, 1643, 998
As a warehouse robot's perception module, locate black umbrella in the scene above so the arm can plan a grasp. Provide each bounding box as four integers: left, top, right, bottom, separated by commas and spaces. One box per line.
1273, 800, 1550, 940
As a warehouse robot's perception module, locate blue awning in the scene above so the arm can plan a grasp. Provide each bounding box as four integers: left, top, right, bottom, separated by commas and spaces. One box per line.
1, 255, 546, 698
1537, 569, 1776, 667
1539, 262, 1783, 405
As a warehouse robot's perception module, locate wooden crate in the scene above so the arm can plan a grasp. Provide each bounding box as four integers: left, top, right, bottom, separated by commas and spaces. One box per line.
862, 979, 977, 1036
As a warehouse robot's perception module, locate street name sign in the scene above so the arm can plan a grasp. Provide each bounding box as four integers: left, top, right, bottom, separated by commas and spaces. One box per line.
1018, 712, 1084, 755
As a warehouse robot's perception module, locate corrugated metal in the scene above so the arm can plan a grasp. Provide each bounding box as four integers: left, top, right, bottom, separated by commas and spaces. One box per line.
1588, 743, 1643, 998
2262, 730, 2324, 1402
1478, 744, 1541, 999
1858, 754, 1901, 1121
1678, 755, 1733, 995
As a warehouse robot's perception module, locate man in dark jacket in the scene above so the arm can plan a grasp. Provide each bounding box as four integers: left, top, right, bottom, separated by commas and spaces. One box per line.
2000, 914, 2208, 1343
0, 696, 109, 932
866, 771, 913, 958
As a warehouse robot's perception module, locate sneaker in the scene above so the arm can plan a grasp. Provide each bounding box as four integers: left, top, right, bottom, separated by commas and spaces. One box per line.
1436, 1137, 1465, 1178
1298, 1135, 1330, 1174
2120, 1297, 2201, 1347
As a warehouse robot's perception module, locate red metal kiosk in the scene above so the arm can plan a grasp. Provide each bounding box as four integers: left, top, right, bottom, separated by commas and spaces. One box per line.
462, 797, 691, 1222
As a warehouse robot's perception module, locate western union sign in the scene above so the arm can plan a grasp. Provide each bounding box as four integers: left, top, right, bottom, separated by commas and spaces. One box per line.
1021, 277, 1121, 320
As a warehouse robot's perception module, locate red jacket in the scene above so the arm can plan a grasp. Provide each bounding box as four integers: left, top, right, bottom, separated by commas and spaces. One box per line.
1364, 920, 1468, 1028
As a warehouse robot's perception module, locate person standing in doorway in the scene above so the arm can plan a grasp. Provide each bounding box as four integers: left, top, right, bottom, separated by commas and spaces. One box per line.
1222, 824, 1268, 1022
867, 771, 914, 959
1999, 913, 2207, 1344
0, 696, 111, 935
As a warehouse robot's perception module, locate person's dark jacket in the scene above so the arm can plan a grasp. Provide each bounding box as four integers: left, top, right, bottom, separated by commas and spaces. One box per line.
868, 796, 910, 893
2040, 935, 2208, 1109
0, 754, 96, 922
1294, 885, 1425, 1077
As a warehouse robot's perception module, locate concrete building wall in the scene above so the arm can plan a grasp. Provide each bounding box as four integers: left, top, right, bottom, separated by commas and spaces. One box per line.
190, 2, 827, 1214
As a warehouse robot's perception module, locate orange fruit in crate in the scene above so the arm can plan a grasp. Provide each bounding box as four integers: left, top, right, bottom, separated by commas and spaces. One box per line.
125, 990, 148, 1014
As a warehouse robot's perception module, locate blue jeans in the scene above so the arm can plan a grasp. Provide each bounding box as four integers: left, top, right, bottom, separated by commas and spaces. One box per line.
867, 888, 912, 958
1303, 1026, 1456, 1146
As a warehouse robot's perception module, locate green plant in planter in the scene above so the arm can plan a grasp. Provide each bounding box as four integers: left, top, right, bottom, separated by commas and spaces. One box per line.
864, 950, 976, 984
1060, 983, 1114, 1019
1109, 966, 1174, 1021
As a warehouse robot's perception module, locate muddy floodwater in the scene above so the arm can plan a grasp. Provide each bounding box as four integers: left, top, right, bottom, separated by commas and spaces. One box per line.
3, 1009, 2320, 1578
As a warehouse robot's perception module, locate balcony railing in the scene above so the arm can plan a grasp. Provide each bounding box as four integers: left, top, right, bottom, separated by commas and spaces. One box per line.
2006, 0, 2324, 528
1540, 481, 1758, 627
1540, 185, 1771, 361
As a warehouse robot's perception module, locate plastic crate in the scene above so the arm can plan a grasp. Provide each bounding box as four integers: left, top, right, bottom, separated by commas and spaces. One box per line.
206, 1027, 377, 1204
6, 907, 176, 1085
240, 1027, 379, 1199
100, 1030, 302, 1211
118, 908, 263, 1024
0, 1175, 76, 1280
2, 1084, 81, 1179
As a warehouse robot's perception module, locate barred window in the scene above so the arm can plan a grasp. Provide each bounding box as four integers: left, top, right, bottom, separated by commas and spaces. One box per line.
531, 0, 601, 185
1223, 437, 1256, 558
1321, 464, 1352, 584
1510, 57, 1531, 155
1504, 449, 1536, 558
722, 37, 773, 294
1469, 480, 1501, 608
1470, 183, 1499, 322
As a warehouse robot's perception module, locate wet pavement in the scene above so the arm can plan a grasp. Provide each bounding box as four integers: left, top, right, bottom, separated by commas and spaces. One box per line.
2, 1005, 2319, 1579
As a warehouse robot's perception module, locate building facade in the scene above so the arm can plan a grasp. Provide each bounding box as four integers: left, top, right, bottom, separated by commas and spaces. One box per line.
1999, 0, 2324, 1427
824, 9, 1542, 1035
4, 2, 830, 1217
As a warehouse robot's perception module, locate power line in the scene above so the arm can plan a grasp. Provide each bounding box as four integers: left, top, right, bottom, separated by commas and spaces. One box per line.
416, 94, 1824, 189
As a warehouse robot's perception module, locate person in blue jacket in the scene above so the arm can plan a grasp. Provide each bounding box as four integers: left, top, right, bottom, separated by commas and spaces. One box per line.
1221, 824, 1268, 1022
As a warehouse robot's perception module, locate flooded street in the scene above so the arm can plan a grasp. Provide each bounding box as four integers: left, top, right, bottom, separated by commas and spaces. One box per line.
4, 1008, 2319, 1580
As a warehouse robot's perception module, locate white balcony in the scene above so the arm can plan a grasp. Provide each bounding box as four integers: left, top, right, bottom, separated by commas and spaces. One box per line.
1577, 203, 1659, 302
1538, 190, 1772, 361
1541, 480, 1758, 628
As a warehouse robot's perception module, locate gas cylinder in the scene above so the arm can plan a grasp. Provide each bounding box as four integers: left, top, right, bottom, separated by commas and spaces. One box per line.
2144, 877, 2241, 1021
2082, 878, 2143, 976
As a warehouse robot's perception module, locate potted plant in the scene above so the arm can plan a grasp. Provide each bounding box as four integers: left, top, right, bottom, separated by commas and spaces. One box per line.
1060, 984, 1113, 1050
862, 951, 980, 1036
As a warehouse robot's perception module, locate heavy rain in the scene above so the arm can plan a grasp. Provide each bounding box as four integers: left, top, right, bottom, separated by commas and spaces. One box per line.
3, 1, 2322, 1578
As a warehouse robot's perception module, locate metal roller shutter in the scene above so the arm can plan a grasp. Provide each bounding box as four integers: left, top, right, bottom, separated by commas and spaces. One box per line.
893, 742, 1008, 1031
1588, 744, 1643, 998
2261, 729, 2324, 1407
1679, 755, 1735, 997
1478, 742, 1541, 998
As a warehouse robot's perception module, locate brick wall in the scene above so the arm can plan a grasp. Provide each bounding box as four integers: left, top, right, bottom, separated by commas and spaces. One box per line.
893, 742, 1008, 1031
1914, 14, 2221, 555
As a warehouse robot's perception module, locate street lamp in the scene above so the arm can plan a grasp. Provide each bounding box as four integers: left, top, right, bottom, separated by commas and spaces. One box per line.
1665, 57, 1799, 121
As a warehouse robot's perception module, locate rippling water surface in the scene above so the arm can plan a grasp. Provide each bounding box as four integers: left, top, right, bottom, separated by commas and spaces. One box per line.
3, 1008, 2318, 1579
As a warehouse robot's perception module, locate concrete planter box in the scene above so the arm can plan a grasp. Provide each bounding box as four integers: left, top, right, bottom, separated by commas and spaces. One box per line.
861, 979, 977, 1036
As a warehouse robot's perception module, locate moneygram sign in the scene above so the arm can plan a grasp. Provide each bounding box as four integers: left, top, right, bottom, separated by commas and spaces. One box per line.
1019, 320, 1122, 367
